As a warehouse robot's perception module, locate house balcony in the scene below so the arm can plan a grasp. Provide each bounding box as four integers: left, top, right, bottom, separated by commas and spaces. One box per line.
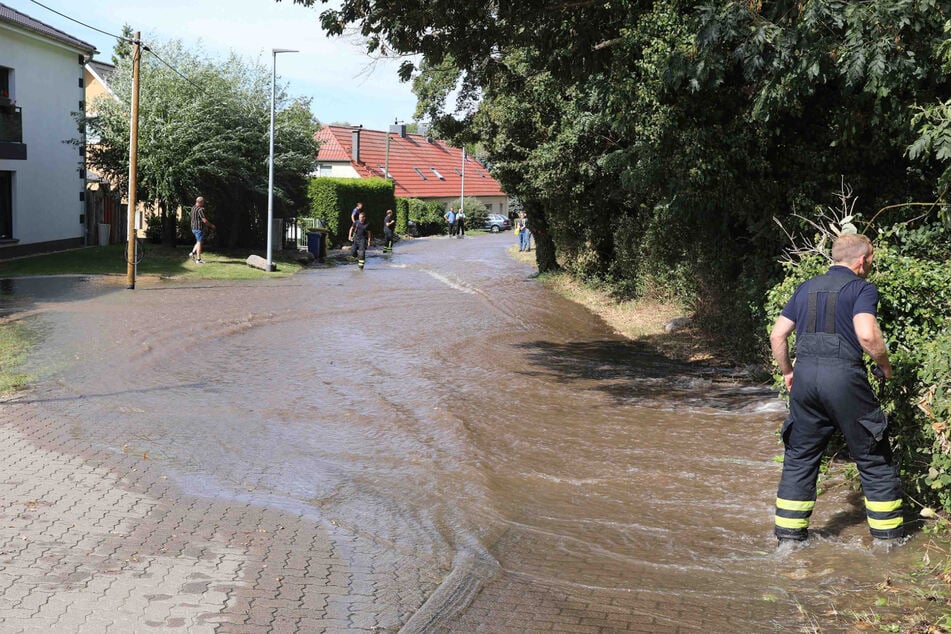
0, 104, 27, 160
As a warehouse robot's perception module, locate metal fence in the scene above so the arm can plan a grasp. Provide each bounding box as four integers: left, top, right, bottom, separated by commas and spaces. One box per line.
285, 217, 324, 250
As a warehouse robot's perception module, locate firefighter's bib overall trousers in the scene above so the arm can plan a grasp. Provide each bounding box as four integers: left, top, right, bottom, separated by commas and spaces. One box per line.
775, 271, 903, 541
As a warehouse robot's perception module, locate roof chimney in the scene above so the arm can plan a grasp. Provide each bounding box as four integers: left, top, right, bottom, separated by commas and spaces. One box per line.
351, 126, 362, 163
389, 123, 407, 138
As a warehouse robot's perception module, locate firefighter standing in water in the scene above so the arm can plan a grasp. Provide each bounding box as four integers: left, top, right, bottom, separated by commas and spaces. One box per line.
349, 210, 371, 270
770, 233, 903, 543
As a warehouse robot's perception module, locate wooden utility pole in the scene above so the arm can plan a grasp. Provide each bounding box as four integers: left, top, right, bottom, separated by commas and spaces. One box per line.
126, 32, 141, 289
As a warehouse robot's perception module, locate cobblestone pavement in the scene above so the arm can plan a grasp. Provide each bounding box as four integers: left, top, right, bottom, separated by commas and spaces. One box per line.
0, 393, 443, 633
0, 392, 793, 634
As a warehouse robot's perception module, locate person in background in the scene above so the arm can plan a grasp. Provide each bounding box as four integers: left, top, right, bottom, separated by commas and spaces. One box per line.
188, 196, 215, 264
383, 209, 396, 253
351, 202, 363, 227
516, 212, 531, 252
769, 233, 903, 544
456, 207, 466, 238
444, 207, 457, 237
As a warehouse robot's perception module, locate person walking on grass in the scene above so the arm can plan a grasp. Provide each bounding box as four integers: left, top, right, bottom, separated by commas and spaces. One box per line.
349, 210, 371, 270
770, 232, 903, 545
383, 209, 396, 253
188, 196, 215, 264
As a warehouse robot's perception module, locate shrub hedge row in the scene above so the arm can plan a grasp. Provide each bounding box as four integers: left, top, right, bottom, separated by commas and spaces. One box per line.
395, 198, 410, 235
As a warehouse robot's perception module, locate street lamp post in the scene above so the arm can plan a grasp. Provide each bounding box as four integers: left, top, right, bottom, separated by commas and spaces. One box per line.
267, 47, 298, 272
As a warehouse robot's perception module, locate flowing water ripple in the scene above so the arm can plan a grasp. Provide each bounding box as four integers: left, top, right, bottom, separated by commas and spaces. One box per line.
5, 237, 929, 631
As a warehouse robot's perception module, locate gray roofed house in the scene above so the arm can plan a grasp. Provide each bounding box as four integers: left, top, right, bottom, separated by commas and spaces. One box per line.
0, 2, 96, 54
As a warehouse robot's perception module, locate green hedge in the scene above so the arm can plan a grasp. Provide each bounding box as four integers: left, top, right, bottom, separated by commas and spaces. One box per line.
395, 198, 410, 234
306, 177, 395, 244
765, 244, 951, 514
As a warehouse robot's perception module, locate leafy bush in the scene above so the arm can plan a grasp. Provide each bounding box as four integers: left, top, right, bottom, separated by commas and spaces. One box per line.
177, 211, 193, 244
406, 198, 445, 236
144, 213, 165, 244
459, 196, 488, 230
918, 326, 951, 510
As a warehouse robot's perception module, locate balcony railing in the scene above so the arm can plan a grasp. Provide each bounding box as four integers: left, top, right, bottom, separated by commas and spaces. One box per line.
0, 104, 23, 143
0, 104, 26, 160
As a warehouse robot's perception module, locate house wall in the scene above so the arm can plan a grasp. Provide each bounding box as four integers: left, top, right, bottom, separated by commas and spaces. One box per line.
0, 25, 87, 255
84, 65, 124, 245
84, 68, 111, 106
314, 162, 361, 179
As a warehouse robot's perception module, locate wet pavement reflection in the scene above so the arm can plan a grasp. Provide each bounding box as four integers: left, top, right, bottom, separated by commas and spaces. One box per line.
4, 235, 929, 631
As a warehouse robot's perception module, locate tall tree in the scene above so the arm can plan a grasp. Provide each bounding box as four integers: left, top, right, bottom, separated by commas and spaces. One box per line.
86, 38, 318, 248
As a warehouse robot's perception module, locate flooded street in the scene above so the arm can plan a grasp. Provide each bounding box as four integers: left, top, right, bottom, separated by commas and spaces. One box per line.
3, 235, 927, 632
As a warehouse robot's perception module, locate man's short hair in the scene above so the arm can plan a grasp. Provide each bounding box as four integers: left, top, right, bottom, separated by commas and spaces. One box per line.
831, 233, 872, 263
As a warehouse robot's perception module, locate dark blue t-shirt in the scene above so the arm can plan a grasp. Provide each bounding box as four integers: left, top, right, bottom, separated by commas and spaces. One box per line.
780, 266, 878, 359
353, 220, 370, 241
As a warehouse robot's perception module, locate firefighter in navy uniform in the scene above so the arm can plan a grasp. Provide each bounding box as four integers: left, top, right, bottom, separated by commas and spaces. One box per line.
769, 233, 903, 543
349, 211, 371, 270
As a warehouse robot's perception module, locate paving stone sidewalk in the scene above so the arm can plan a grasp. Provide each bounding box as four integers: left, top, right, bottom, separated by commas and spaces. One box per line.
0, 393, 443, 633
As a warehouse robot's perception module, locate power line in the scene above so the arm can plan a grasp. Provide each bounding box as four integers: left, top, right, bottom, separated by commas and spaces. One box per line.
26, 0, 265, 114
27, 0, 135, 43
143, 47, 209, 97
25, 1, 208, 98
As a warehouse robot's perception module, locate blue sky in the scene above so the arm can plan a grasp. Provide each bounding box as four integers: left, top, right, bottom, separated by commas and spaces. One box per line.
7, 0, 420, 131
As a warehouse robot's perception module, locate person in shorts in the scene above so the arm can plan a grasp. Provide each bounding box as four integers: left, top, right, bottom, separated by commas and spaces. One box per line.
189, 196, 215, 264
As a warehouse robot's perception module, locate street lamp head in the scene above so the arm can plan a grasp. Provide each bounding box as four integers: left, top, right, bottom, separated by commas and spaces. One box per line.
272, 48, 299, 54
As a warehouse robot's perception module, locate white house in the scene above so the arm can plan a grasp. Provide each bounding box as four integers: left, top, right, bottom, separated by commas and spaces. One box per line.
0, 2, 96, 258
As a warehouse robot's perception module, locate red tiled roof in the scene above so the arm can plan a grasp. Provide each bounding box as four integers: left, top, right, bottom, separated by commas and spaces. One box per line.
315, 125, 506, 199
316, 128, 350, 161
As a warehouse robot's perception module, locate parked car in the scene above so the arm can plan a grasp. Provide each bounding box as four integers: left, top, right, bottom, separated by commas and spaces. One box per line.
482, 214, 511, 233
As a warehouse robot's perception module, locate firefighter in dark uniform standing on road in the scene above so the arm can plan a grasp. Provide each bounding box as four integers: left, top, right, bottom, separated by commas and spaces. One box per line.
770, 233, 903, 543
349, 210, 371, 270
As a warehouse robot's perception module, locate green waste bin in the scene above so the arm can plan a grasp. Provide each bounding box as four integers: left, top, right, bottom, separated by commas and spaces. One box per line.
306, 230, 327, 263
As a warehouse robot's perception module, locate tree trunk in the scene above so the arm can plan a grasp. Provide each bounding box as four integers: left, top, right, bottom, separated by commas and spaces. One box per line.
524, 199, 559, 273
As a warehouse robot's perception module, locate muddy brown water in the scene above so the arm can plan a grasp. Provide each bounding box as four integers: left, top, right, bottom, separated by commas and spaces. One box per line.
3, 236, 931, 631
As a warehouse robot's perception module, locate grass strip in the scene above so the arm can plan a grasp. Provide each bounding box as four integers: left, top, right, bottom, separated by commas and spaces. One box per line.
0, 244, 305, 280
0, 320, 32, 395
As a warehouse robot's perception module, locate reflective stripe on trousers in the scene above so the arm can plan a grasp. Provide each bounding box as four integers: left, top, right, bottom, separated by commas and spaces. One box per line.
775, 355, 902, 540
